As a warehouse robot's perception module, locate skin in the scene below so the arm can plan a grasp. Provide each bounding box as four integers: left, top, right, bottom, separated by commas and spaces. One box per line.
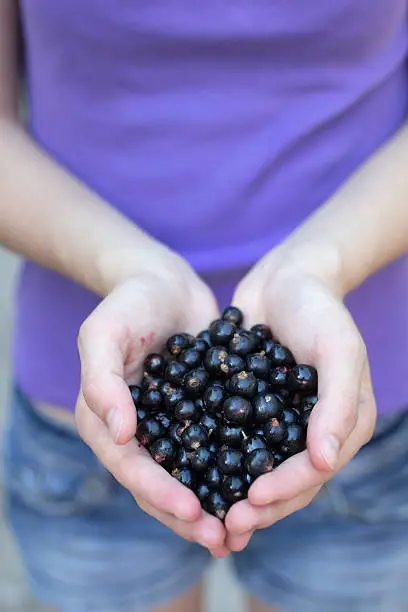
1, 0, 408, 610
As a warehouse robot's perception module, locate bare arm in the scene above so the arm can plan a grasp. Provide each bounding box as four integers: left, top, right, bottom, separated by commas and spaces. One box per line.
0, 0, 178, 297
270, 121, 408, 293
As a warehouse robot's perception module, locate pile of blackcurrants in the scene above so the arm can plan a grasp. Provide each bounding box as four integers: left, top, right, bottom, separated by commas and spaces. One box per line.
131, 306, 317, 521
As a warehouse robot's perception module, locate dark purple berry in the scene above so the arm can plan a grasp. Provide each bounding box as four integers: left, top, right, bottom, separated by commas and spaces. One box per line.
273, 451, 285, 467
280, 424, 306, 456
300, 394, 318, 412
209, 319, 236, 346
226, 353, 246, 376
222, 306, 244, 326
197, 329, 212, 347
172, 467, 195, 489
229, 371, 257, 398
190, 447, 212, 472
174, 446, 190, 468
142, 389, 163, 410
208, 441, 219, 455
136, 407, 148, 422
150, 438, 176, 468
288, 365, 318, 394
222, 475, 247, 502
251, 323, 273, 341
196, 482, 211, 502
223, 396, 253, 425
244, 471, 254, 487
203, 347, 229, 377
270, 366, 289, 389
205, 466, 223, 489
264, 417, 288, 445
245, 449, 274, 477
144, 353, 166, 376
174, 399, 201, 422
166, 334, 192, 357
229, 330, 259, 357
154, 412, 171, 430
256, 379, 271, 394
183, 368, 209, 396
246, 353, 271, 380
169, 421, 187, 445
268, 343, 295, 367
205, 491, 229, 521
242, 435, 267, 455
178, 348, 203, 370
136, 417, 165, 447
253, 393, 283, 423
203, 384, 225, 413
129, 385, 142, 406
191, 337, 210, 355
299, 408, 312, 428
282, 407, 299, 426
218, 423, 244, 448
165, 361, 188, 386
199, 413, 218, 435
163, 387, 185, 411
142, 375, 164, 392
217, 449, 243, 475
182, 424, 208, 450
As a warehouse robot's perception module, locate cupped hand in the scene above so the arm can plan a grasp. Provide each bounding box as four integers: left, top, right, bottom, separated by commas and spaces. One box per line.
225, 253, 377, 551
75, 255, 229, 556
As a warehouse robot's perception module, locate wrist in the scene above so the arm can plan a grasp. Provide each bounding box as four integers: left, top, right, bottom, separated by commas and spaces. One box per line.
265, 240, 347, 297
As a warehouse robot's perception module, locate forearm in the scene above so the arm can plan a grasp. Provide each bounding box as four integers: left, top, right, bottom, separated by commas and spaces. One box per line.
0, 118, 176, 296
273, 121, 408, 294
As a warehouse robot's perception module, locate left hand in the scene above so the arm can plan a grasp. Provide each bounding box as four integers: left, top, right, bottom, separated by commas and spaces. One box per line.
224, 250, 377, 551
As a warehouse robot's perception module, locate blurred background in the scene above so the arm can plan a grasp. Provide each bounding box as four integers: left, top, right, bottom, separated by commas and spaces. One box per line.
0, 247, 244, 612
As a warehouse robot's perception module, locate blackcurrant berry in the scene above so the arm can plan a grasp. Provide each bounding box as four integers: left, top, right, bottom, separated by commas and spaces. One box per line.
174, 446, 190, 469
166, 333, 192, 356
142, 375, 164, 392
178, 348, 203, 370
172, 467, 195, 489
191, 337, 210, 355
270, 366, 289, 389
164, 387, 185, 411
165, 361, 188, 386
136, 407, 148, 422
136, 417, 165, 447
205, 491, 230, 521
222, 306, 244, 326
264, 417, 288, 445
251, 323, 273, 341
129, 385, 142, 406
226, 354, 246, 377
182, 424, 209, 450
246, 353, 271, 380
253, 393, 283, 423
273, 451, 285, 467
141, 389, 163, 410
217, 449, 243, 475
300, 394, 318, 412
223, 396, 253, 425
288, 365, 318, 394
197, 329, 212, 347
203, 347, 229, 377
222, 475, 247, 502
183, 368, 209, 396
190, 447, 212, 472
205, 466, 223, 489
154, 412, 171, 430
144, 353, 166, 376
229, 330, 259, 357
209, 320, 236, 346
268, 343, 295, 367
218, 423, 244, 448
199, 413, 218, 435
174, 399, 201, 422
242, 435, 267, 455
196, 481, 211, 502
299, 408, 312, 428
282, 407, 299, 425
149, 438, 176, 468
255, 379, 271, 394
203, 384, 225, 413
169, 421, 187, 445
229, 371, 257, 398
280, 424, 306, 456
245, 449, 274, 477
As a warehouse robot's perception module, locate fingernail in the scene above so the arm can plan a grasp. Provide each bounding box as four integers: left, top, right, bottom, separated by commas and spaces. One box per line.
322, 435, 340, 470
106, 408, 123, 443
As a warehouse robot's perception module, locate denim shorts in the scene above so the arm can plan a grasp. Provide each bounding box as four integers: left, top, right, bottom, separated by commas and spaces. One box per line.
3, 386, 408, 612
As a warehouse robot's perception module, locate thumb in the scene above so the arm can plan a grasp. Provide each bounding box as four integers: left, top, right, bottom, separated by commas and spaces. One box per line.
307, 330, 365, 472
78, 317, 137, 445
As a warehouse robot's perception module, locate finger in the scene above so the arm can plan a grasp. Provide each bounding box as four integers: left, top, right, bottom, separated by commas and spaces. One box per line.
137, 498, 228, 554
226, 530, 254, 553
226, 486, 321, 535
307, 316, 367, 472
78, 311, 137, 445
248, 394, 375, 508
76, 394, 202, 521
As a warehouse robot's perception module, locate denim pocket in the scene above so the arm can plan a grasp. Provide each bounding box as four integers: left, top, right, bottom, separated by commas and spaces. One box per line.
2, 388, 115, 518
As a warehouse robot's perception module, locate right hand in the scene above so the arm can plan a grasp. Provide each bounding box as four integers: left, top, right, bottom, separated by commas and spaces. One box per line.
75, 253, 229, 556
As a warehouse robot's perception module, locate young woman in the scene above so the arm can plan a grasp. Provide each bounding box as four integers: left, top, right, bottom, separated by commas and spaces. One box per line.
0, 2, 407, 611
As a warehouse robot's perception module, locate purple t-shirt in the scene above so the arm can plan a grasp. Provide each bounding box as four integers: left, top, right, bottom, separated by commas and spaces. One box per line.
16, 1, 408, 415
